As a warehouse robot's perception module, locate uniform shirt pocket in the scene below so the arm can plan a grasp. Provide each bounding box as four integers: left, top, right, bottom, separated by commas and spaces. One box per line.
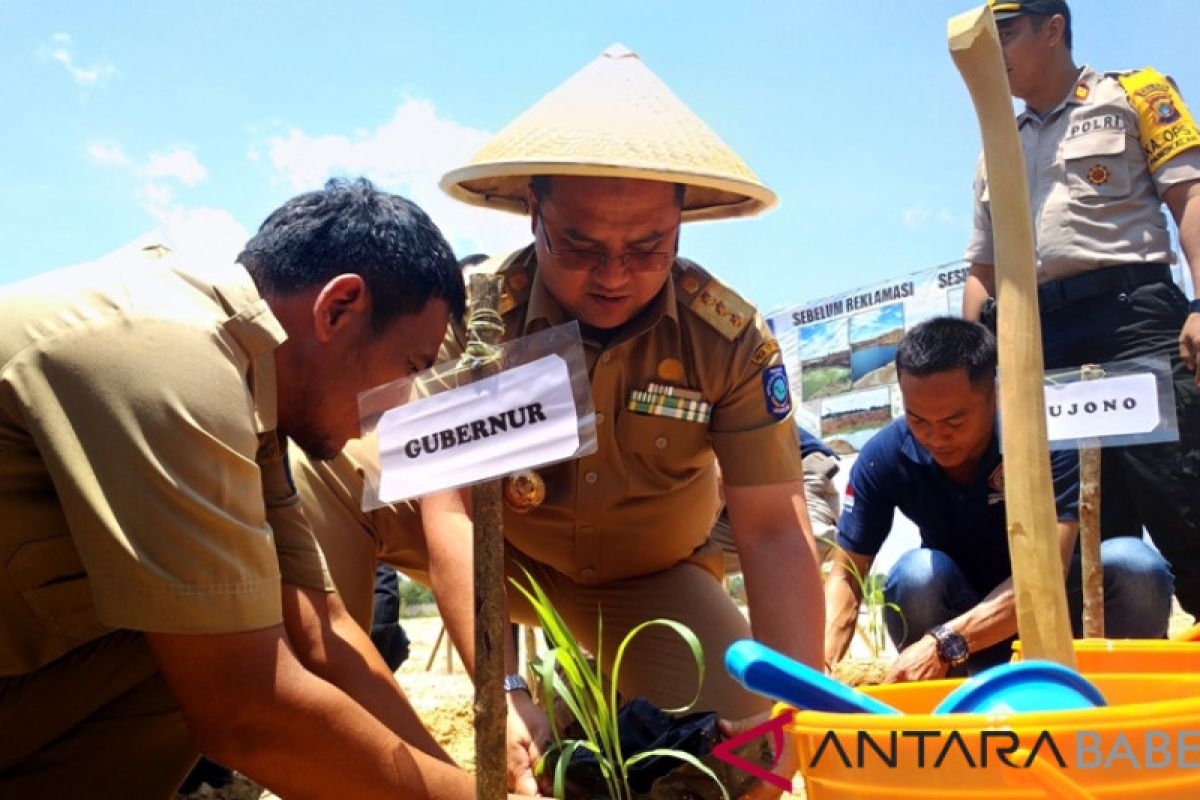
1062, 130, 1132, 199
7, 536, 104, 640
615, 411, 711, 493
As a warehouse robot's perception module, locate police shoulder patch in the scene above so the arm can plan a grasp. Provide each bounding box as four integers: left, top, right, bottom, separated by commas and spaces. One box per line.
676, 259, 756, 341
1115, 66, 1200, 172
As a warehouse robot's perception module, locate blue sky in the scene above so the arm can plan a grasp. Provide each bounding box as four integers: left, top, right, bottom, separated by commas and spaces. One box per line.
3, 0, 1197, 317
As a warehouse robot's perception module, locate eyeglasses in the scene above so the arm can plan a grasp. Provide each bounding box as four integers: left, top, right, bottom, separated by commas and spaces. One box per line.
535, 211, 677, 273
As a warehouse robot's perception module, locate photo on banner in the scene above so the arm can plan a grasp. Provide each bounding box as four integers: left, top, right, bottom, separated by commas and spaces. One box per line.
767, 261, 970, 454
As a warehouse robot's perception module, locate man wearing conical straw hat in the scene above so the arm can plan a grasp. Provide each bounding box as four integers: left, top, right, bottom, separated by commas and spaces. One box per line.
297, 44, 824, 797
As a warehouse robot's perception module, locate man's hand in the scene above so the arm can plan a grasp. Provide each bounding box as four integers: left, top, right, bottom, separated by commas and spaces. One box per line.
883, 635, 950, 684
718, 711, 796, 800
506, 689, 550, 796
1180, 311, 1200, 384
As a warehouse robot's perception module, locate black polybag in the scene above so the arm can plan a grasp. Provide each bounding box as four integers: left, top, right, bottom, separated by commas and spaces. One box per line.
540, 696, 772, 799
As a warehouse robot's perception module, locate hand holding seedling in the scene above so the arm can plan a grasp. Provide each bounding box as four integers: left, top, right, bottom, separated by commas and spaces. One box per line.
507, 688, 552, 795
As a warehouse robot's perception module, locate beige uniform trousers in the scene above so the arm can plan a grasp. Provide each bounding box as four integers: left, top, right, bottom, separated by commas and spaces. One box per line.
506, 542, 769, 722
0, 630, 196, 798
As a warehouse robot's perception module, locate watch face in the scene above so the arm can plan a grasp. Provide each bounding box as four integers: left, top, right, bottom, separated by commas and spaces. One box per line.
933, 626, 969, 665
943, 634, 969, 664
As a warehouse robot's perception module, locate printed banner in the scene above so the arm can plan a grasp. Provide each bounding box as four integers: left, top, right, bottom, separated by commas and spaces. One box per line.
766, 262, 971, 453
377, 354, 580, 502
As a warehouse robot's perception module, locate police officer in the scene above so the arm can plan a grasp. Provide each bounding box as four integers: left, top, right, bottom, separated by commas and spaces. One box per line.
824, 318, 1173, 681
0, 179, 520, 799
296, 45, 824, 799
962, 0, 1200, 616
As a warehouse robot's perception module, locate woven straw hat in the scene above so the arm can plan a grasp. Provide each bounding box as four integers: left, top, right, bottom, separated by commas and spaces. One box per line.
440, 44, 776, 222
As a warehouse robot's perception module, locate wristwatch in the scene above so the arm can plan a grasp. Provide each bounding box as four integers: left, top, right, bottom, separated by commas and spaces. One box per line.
927, 624, 970, 667
1189, 299, 1200, 315
503, 673, 531, 695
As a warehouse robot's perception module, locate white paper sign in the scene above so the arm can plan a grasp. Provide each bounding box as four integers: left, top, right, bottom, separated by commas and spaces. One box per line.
1044, 372, 1160, 442
376, 354, 580, 502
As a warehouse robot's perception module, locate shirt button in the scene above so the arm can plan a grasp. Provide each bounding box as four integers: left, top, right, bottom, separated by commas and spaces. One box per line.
584, 470, 598, 484
595, 412, 605, 425
601, 352, 612, 363
654, 436, 668, 450
581, 567, 597, 580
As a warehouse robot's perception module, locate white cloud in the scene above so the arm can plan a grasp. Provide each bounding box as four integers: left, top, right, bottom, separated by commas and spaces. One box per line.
150, 206, 249, 267
902, 204, 957, 232
144, 148, 208, 186
87, 141, 209, 188
902, 206, 933, 231
86, 142, 129, 167
84, 139, 244, 263
43, 32, 115, 87
263, 97, 531, 258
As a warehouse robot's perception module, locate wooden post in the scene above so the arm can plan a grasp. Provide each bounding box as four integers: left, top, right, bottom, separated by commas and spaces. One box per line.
466, 273, 507, 798
949, 5, 1075, 667
1079, 364, 1105, 638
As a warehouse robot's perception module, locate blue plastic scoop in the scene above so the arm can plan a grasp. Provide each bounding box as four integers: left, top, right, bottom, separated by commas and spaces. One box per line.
726, 640, 1107, 716
725, 640, 901, 714
931, 660, 1107, 714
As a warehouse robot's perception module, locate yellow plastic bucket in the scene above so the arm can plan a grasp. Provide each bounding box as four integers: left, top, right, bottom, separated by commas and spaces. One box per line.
1011, 639, 1200, 674
784, 672, 1200, 798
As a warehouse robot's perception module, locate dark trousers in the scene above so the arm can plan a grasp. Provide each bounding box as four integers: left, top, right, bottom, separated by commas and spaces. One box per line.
883, 541, 1174, 675
1039, 274, 1200, 616
371, 565, 411, 672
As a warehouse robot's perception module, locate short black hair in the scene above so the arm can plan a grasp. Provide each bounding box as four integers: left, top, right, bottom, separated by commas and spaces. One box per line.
895, 317, 997, 386
1028, 8, 1072, 51
238, 177, 465, 329
529, 175, 686, 206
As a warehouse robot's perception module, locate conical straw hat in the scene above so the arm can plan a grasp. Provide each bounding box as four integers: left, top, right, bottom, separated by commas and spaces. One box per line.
440, 44, 776, 222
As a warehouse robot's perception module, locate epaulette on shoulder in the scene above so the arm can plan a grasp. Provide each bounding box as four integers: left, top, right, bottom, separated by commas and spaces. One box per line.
1107, 66, 1180, 90
464, 249, 532, 317
674, 258, 756, 341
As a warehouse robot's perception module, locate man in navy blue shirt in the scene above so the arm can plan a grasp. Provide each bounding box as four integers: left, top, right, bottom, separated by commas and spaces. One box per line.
823, 317, 1173, 681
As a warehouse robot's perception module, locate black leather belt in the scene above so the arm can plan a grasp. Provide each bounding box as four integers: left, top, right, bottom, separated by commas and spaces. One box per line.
1038, 263, 1172, 315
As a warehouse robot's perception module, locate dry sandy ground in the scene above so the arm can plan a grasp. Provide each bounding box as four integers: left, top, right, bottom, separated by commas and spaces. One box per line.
181, 602, 1196, 799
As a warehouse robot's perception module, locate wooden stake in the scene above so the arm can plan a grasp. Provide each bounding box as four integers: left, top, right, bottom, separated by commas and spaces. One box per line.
466, 272, 507, 799
425, 624, 446, 673
1078, 364, 1105, 638
949, 5, 1075, 667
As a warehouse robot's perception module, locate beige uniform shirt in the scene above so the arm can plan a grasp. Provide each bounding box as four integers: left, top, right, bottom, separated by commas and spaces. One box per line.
290, 437, 428, 628
965, 65, 1200, 282
0, 244, 330, 677
446, 246, 802, 584
296, 245, 803, 596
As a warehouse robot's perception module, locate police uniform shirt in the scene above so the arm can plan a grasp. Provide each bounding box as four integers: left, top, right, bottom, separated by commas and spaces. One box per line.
837, 417, 1079, 594
0, 245, 331, 677
965, 65, 1200, 282
446, 246, 803, 584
